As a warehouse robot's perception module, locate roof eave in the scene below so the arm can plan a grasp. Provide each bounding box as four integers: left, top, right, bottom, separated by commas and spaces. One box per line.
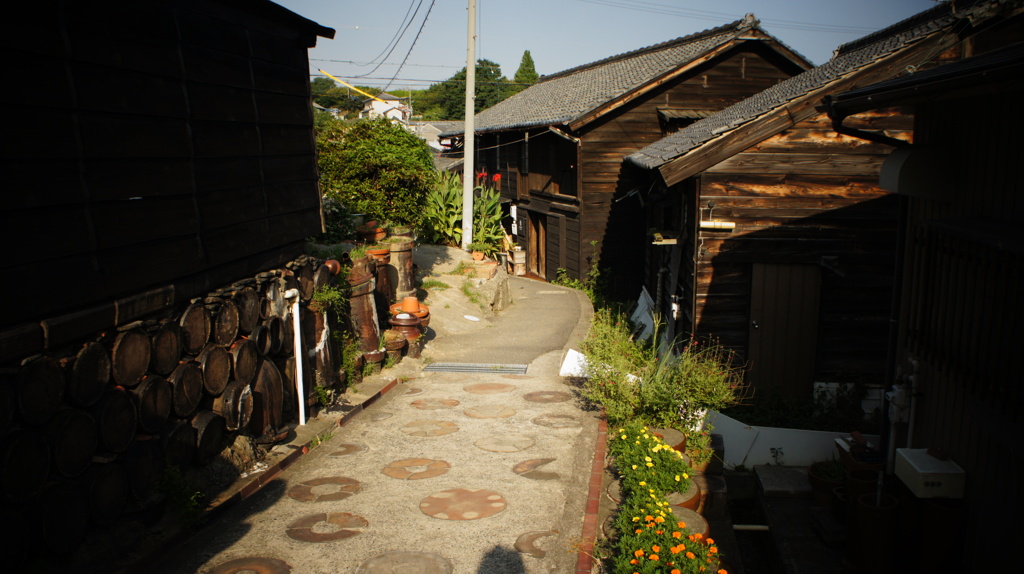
652, 29, 968, 187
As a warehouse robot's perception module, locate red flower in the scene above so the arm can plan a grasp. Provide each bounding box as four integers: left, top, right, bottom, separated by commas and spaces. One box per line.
492, 173, 501, 183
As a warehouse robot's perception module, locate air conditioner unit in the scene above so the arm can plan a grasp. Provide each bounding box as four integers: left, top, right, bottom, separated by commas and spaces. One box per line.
895, 448, 965, 499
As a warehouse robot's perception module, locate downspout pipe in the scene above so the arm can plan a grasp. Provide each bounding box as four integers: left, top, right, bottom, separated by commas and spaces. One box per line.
823, 95, 910, 149
284, 288, 306, 426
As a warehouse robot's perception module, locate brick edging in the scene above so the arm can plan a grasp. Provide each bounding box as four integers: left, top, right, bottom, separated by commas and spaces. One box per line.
575, 417, 608, 573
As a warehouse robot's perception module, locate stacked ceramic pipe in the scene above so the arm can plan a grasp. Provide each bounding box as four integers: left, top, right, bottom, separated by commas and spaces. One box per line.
0, 255, 342, 557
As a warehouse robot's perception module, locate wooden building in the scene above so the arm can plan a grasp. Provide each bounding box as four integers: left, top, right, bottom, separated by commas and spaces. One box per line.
830, 42, 1024, 571
1, 0, 334, 358
443, 15, 811, 291
624, 0, 1022, 402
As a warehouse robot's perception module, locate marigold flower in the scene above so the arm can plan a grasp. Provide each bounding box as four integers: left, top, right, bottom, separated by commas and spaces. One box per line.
645, 515, 654, 521
630, 559, 638, 564
654, 516, 665, 523
709, 547, 718, 554
677, 521, 686, 528
635, 529, 642, 534
649, 554, 659, 561
706, 538, 714, 545
656, 530, 663, 534
672, 531, 682, 538
652, 545, 660, 553
634, 549, 644, 557
686, 552, 696, 560
672, 570, 681, 574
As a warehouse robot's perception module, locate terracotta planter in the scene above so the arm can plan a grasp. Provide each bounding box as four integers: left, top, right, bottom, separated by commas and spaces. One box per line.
472, 251, 485, 261
366, 248, 390, 263
389, 300, 430, 327
667, 480, 702, 512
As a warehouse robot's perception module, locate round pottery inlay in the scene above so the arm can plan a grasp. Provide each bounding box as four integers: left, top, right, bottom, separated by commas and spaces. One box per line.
513, 458, 559, 481
419, 488, 507, 520
401, 420, 459, 437
355, 551, 454, 573
286, 512, 368, 542
287, 477, 362, 502
523, 390, 572, 403
464, 405, 516, 419
463, 382, 516, 394
405, 387, 425, 396
329, 442, 368, 457
475, 434, 534, 452
382, 458, 451, 480
368, 411, 394, 421
411, 398, 460, 410
514, 530, 557, 558
208, 556, 292, 574
532, 414, 581, 429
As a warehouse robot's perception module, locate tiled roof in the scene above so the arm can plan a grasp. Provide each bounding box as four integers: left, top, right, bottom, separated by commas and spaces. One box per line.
626, 0, 1007, 170
442, 14, 804, 137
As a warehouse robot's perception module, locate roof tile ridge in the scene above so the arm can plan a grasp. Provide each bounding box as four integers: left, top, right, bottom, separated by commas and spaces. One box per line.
537, 16, 752, 83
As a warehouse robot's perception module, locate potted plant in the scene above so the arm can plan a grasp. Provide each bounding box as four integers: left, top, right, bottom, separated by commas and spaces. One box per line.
467, 241, 490, 261
807, 458, 846, 507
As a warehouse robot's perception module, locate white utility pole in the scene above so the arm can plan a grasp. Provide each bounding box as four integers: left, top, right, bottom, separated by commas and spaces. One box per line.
461, 0, 476, 250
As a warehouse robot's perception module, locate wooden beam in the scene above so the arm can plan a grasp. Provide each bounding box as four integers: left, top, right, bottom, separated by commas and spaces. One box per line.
656, 31, 963, 187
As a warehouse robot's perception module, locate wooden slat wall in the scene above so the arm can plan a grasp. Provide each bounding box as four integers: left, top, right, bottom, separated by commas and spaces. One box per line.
897, 93, 1023, 569
585, 50, 800, 288
1, 1, 322, 329
686, 109, 907, 381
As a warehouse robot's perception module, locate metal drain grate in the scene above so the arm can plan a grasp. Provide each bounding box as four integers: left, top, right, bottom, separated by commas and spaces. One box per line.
423, 363, 528, 375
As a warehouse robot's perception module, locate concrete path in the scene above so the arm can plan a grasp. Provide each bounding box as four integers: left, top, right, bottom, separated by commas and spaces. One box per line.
151, 250, 598, 574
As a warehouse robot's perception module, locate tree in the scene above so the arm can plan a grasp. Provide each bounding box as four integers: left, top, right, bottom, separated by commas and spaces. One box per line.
310, 77, 361, 116
510, 50, 539, 95
412, 59, 511, 120
315, 116, 436, 225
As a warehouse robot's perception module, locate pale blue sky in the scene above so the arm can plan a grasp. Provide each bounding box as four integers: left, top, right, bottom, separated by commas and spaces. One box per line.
274, 0, 939, 91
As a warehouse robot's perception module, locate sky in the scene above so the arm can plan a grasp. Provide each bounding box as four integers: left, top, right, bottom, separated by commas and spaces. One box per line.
273, 0, 940, 92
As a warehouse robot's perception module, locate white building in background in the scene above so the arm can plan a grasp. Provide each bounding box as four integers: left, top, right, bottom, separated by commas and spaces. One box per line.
359, 92, 409, 122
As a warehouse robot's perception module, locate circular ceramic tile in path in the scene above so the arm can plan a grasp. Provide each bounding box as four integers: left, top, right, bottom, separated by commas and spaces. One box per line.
368, 411, 394, 421
464, 404, 516, 419
382, 458, 451, 480
513, 458, 560, 481
532, 413, 581, 429
514, 530, 557, 559
411, 398, 460, 410
420, 488, 507, 520
401, 420, 459, 437
287, 477, 362, 502
329, 442, 368, 457
475, 434, 534, 452
404, 387, 425, 396
523, 390, 572, 403
355, 551, 454, 573
208, 557, 292, 574
463, 382, 516, 394
286, 512, 368, 542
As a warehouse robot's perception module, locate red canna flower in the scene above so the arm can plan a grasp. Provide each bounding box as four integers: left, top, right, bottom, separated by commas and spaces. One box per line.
492, 173, 501, 183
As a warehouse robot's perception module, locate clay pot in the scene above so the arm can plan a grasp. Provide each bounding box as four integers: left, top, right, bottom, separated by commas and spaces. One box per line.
388, 301, 430, 328
323, 259, 342, 275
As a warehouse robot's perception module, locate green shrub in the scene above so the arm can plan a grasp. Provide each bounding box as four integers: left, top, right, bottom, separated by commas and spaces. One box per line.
316, 116, 436, 226
420, 171, 464, 246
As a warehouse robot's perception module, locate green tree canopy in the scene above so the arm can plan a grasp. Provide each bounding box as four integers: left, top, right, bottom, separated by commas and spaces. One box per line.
310, 77, 362, 116
315, 116, 436, 225
413, 59, 511, 120
510, 50, 539, 95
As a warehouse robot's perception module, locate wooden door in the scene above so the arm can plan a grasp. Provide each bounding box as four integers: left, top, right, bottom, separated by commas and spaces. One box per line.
747, 263, 821, 402
528, 212, 546, 277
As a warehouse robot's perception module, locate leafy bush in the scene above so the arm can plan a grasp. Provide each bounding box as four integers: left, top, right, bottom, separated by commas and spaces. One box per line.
316, 116, 436, 226
579, 309, 745, 430
420, 171, 464, 246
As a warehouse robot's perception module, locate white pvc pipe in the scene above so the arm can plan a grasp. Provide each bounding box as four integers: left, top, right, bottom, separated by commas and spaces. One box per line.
284, 288, 305, 426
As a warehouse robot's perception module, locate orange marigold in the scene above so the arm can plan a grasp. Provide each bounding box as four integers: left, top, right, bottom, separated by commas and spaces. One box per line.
672, 531, 682, 539
652, 545, 661, 553
686, 551, 696, 560
634, 549, 644, 557
672, 570, 681, 574
649, 554, 660, 561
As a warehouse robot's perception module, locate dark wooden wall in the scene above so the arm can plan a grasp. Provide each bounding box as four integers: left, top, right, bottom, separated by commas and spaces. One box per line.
2, 0, 325, 338
896, 90, 1023, 569
486, 43, 806, 286
647, 109, 909, 397
589, 46, 804, 297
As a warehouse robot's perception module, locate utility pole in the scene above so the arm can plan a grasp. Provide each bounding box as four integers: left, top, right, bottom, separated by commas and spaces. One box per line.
461, 0, 476, 250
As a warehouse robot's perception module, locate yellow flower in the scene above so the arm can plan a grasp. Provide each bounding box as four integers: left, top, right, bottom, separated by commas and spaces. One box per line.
646, 462, 654, 467
638, 481, 646, 486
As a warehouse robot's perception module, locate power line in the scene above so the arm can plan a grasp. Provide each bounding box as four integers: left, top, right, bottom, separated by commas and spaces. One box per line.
378, 0, 439, 94
352, 0, 421, 68
350, 0, 425, 78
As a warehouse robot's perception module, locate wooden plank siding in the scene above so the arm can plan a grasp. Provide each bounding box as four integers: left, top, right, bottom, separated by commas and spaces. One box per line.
659, 109, 908, 390
1, 1, 325, 329
586, 49, 802, 297
893, 92, 1023, 567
